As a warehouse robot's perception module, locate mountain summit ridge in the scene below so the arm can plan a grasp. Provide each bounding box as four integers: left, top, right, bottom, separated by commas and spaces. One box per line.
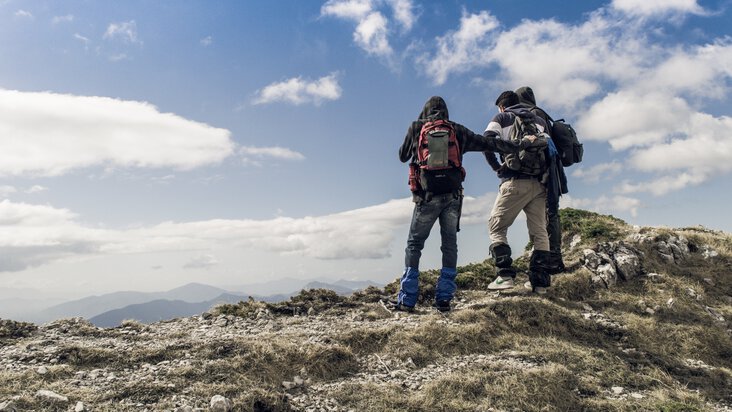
1, 209, 730, 411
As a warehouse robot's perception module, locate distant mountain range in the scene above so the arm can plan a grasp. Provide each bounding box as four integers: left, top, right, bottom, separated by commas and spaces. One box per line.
3, 279, 382, 327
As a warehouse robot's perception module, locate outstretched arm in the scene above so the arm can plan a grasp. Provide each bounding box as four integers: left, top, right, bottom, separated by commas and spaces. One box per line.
458, 125, 519, 154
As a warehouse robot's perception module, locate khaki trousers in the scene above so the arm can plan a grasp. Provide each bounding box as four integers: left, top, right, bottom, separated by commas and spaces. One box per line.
489, 178, 550, 251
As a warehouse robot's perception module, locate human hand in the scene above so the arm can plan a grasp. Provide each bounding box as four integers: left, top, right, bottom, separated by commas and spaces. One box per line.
520, 135, 537, 149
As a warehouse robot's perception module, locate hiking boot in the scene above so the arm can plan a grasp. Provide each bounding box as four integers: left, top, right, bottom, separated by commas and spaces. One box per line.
433, 300, 451, 312
385, 300, 415, 313
487, 276, 515, 290
524, 281, 548, 295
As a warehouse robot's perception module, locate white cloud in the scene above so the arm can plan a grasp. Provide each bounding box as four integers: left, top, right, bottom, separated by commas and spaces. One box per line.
354, 11, 392, 56
615, 172, 709, 196
420, 8, 732, 194
103, 20, 140, 44
321, 0, 373, 20
387, 0, 417, 31
252, 73, 342, 106
0, 89, 235, 177
25, 185, 47, 194
578, 91, 693, 150
320, 0, 417, 59
183, 254, 218, 269
239, 146, 305, 166
0, 194, 496, 272
418, 10, 499, 86
561, 195, 641, 218
52, 14, 74, 24
200, 36, 213, 46
571, 162, 623, 183
0, 200, 106, 271
14, 9, 33, 19
611, 0, 706, 17
73, 33, 91, 50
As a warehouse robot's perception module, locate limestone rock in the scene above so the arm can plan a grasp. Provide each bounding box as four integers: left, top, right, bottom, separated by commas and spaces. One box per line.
210, 395, 233, 412
35, 390, 68, 403
0, 401, 17, 412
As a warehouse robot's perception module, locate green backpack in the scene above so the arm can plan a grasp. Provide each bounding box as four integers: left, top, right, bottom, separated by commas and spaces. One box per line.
504, 110, 548, 176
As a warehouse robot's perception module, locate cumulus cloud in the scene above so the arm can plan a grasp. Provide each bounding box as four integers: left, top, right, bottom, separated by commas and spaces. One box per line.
0, 194, 495, 272
0, 200, 107, 272
615, 172, 709, 196
0, 89, 235, 177
418, 10, 498, 86
572, 162, 623, 183
414, 7, 732, 194
388, 0, 417, 31
561, 195, 641, 218
252, 73, 342, 106
104, 20, 140, 44
610, 0, 706, 17
320, 0, 417, 59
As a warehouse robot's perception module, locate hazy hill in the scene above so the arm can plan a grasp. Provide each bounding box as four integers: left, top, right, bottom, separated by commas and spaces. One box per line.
26, 283, 230, 324
86, 281, 374, 327
88, 293, 251, 328
1, 209, 730, 411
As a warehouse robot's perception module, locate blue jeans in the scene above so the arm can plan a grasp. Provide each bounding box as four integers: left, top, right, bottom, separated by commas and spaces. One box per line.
405, 193, 460, 269
399, 193, 461, 307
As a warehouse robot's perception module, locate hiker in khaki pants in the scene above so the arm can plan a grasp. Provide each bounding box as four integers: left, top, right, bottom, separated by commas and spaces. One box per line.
482, 91, 553, 293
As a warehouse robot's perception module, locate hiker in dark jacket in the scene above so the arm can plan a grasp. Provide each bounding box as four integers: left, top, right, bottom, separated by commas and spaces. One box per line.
391, 96, 519, 313
483, 91, 553, 294
516, 86, 569, 274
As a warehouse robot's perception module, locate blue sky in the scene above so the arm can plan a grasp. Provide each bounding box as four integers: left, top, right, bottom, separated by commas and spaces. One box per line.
1, 0, 731, 300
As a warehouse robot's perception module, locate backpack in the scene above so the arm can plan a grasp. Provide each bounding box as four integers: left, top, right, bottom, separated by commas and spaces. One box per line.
503, 110, 548, 176
550, 118, 583, 167
530, 107, 583, 167
413, 119, 465, 195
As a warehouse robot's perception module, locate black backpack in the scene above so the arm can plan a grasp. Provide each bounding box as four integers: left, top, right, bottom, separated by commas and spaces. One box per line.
531, 107, 583, 167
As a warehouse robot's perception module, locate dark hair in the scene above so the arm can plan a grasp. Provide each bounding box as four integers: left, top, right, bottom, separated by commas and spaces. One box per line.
495, 91, 519, 108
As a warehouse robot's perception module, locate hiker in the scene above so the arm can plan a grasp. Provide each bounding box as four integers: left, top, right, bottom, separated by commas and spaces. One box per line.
391, 96, 520, 313
483, 91, 552, 294
515, 86, 569, 274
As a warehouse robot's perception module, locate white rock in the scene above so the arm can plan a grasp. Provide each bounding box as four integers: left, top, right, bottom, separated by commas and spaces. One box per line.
570, 235, 582, 249
630, 393, 644, 399
35, 390, 69, 403
75, 401, 86, 412
210, 395, 233, 412
0, 401, 17, 412
611, 386, 624, 395
36, 366, 48, 375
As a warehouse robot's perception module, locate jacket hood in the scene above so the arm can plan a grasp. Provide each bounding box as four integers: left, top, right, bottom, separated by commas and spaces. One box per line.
515, 86, 536, 106
419, 96, 449, 121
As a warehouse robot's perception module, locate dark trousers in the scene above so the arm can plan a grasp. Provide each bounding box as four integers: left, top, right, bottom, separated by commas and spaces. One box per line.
546, 191, 561, 254
404, 193, 460, 269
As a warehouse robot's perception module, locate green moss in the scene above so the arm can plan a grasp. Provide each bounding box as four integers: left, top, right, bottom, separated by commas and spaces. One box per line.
560, 208, 628, 242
